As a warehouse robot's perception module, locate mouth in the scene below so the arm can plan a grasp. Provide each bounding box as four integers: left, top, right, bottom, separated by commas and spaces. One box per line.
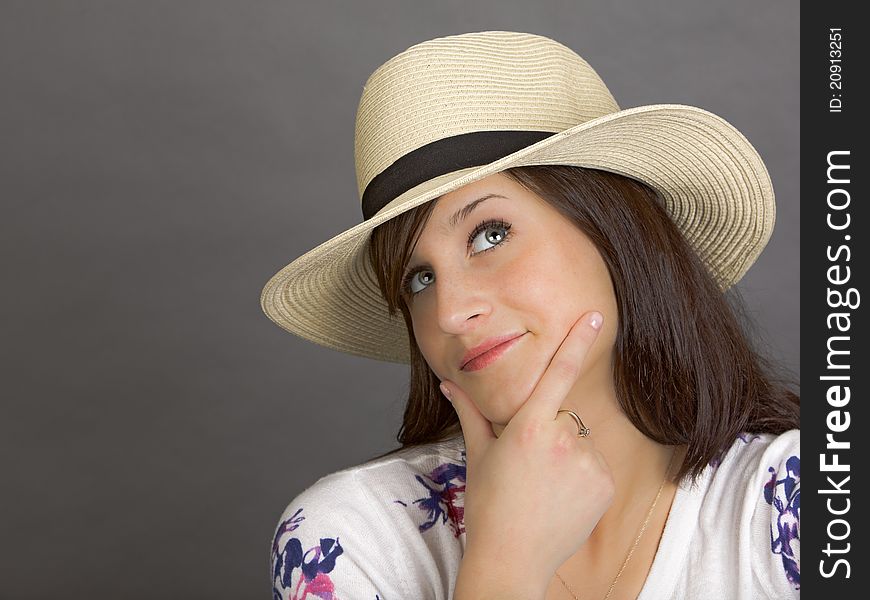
461, 332, 526, 372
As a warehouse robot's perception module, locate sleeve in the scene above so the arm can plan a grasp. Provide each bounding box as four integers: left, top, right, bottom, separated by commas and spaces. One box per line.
752, 429, 800, 598
269, 471, 413, 600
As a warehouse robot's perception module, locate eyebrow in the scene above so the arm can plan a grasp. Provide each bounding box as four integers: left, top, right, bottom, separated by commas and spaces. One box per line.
404, 193, 508, 278
447, 193, 507, 230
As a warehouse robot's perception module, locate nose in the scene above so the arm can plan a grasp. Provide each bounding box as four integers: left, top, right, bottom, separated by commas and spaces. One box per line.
434, 266, 492, 334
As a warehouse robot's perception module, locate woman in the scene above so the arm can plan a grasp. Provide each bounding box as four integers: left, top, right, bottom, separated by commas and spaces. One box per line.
263, 32, 800, 600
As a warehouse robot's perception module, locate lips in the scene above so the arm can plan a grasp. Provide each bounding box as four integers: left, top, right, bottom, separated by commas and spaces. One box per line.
460, 332, 526, 370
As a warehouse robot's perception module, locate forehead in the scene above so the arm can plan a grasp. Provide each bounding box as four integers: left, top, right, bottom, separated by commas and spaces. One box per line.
402, 171, 602, 280
406, 172, 577, 261
434, 172, 521, 208
426, 172, 548, 227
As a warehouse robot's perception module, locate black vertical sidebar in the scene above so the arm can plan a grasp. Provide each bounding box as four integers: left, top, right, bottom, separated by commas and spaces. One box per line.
802, 2, 867, 597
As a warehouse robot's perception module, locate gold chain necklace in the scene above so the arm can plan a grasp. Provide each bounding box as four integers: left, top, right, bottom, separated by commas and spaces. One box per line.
555, 448, 677, 600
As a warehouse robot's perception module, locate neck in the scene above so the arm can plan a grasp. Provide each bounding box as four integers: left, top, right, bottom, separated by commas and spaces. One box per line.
568, 364, 685, 553
490, 353, 686, 555
581, 413, 681, 556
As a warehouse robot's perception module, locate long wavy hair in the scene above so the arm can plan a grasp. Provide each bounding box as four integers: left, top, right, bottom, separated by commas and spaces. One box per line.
366, 165, 799, 486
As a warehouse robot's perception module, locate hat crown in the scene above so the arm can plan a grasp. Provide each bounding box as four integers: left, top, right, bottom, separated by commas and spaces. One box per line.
354, 31, 620, 199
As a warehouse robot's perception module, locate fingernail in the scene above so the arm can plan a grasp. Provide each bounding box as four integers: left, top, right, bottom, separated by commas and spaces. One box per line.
589, 312, 603, 330
439, 382, 452, 400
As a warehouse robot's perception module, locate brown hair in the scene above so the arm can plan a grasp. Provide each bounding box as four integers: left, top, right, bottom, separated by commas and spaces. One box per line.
366, 165, 799, 487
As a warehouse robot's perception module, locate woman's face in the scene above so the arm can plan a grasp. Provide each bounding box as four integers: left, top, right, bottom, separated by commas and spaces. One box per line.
402, 172, 620, 428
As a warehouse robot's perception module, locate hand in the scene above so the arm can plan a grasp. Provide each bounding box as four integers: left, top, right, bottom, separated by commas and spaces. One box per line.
441, 311, 615, 586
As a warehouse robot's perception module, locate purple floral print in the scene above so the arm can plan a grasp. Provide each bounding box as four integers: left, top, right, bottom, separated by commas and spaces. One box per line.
764, 454, 800, 589
271, 507, 381, 600
394, 449, 467, 538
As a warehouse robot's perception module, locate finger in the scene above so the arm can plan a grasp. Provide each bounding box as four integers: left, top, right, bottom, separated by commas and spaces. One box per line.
514, 311, 604, 426
440, 380, 495, 465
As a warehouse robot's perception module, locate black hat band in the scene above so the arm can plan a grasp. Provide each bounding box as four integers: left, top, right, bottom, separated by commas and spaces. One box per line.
361, 130, 555, 220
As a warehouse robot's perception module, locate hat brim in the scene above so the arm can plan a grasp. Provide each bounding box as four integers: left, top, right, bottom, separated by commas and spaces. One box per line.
260, 103, 775, 364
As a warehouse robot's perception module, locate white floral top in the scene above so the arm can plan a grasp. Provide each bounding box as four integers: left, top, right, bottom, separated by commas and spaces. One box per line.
270, 429, 800, 599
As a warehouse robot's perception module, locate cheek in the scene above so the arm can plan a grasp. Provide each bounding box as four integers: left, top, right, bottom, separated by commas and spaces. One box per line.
509, 250, 586, 320
514, 246, 618, 356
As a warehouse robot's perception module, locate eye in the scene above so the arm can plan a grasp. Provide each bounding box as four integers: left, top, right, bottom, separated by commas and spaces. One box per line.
405, 269, 435, 296
469, 219, 511, 254
401, 218, 513, 298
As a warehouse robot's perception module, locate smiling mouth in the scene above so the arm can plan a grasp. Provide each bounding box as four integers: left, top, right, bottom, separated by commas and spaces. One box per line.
461, 333, 526, 372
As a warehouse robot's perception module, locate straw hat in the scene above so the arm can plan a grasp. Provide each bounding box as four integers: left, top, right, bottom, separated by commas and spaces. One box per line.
260, 31, 775, 364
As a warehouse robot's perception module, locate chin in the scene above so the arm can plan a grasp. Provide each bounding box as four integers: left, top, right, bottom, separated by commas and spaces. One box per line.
463, 348, 548, 419
473, 383, 530, 425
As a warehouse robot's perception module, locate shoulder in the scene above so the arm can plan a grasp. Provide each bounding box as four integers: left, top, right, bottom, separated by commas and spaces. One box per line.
704, 429, 801, 594
708, 429, 799, 487
270, 435, 468, 599
696, 430, 799, 509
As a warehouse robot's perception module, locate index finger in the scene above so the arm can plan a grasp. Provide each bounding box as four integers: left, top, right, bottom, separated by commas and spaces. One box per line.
512, 311, 604, 427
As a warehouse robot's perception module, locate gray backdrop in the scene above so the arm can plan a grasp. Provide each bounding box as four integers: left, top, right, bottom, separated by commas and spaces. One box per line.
0, 1, 798, 598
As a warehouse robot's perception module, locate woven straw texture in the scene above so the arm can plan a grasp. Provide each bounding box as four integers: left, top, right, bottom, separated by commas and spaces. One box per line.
260, 31, 775, 364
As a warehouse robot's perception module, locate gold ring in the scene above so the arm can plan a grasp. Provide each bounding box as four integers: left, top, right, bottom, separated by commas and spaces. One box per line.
557, 409, 590, 437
